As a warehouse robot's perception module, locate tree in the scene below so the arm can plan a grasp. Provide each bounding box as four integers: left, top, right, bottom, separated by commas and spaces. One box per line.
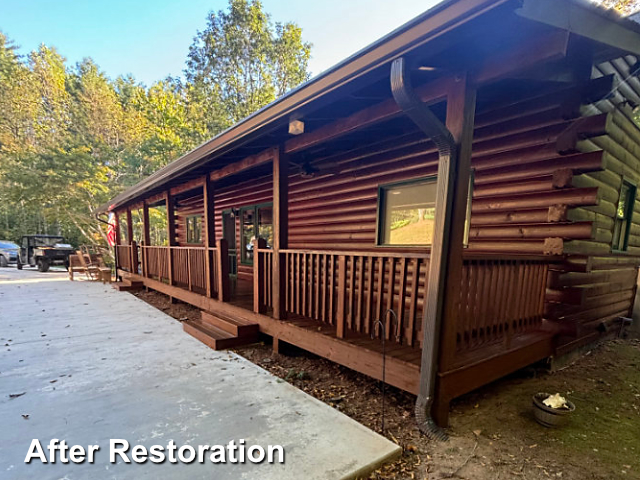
186, 0, 311, 129
0, 1, 312, 251
599, 0, 640, 15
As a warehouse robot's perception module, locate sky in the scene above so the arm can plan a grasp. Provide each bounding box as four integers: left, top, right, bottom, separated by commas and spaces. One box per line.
0, 0, 441, 86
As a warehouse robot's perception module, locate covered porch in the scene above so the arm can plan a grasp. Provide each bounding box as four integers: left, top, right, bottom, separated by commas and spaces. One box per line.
101, 0, 640, 426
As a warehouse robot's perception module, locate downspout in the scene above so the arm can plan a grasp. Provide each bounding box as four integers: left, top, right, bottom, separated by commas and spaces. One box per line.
390, 57, 454, 441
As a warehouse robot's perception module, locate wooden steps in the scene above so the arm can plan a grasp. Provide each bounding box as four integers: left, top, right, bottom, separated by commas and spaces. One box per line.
201, 311, 259, 337
112, 278, 144, 292
183, 311, 259, 350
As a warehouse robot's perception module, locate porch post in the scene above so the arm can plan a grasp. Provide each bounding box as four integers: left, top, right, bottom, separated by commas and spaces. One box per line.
433, 74, 477, 426
115, 211, 121, 246
142, 201, 150, 277
126, 208, 134, 272
272, 146, 288, 320
165, 191, 176, 287
203, 175, 216, 298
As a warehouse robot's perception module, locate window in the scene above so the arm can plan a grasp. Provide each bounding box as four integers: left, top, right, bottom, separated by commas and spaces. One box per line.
186, 215, 202, 244
612, 180, 636, 252
240, 203, 273, 264
377, 178, 437, 246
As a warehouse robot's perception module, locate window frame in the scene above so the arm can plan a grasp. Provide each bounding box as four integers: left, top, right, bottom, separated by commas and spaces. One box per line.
612, 178, 636, 253
375, 176, 438, 248
185, 214, 202, 245
240, 202, 273, 265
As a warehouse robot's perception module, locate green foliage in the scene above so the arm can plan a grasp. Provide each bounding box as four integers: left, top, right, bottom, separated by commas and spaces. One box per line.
0, 0, 311, 249
186, 0, 311, 126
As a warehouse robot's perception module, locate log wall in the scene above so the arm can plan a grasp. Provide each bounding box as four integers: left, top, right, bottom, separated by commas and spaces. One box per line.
209, 82, 605, 280
547, 105, 640, 352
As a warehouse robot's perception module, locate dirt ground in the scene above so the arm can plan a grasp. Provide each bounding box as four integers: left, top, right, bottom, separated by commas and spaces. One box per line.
135, 290, 640, 480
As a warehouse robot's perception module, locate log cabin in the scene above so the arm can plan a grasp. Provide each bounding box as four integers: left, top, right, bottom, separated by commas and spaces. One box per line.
97, 0, 640, 432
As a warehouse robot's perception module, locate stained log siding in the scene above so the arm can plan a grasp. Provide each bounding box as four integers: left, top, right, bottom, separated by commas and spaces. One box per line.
548, 104, 640, 353
208, 83, 605, 262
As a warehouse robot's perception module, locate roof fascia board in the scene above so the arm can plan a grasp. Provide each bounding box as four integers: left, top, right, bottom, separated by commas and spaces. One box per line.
516, 0, 640, 56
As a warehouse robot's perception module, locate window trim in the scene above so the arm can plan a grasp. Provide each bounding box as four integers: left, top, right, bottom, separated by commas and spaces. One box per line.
612, 177, 637, 253
185, 214, 202, 245
375, 176, 438, 247
240, 202, 273, 265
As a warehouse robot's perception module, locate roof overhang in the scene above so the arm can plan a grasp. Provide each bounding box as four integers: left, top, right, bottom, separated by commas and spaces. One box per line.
98, 0, 640, 213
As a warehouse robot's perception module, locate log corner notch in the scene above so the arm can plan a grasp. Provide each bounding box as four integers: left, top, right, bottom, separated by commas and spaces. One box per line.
391, 57, 476, 439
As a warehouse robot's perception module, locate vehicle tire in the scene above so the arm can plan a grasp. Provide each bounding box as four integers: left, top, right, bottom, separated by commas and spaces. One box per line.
64, 259, 70, 271
16, 259, 23, 270
0, 256, 7, 268
37, 259, 50, 272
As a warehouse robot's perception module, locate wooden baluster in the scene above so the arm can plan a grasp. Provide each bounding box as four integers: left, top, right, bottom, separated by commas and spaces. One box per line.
347, 255, 355, 330
407, 258, 419, 347
302, 253, 307, 317
187, 249, 192, 291
365, 256, 374, 334
336, 255, 347, 338
315, 254, 321, 321
328, 255, 335, 325
286, 253, 291, 313
356, 256, 364, 333
385, 257, 396, 340
376, 257, 384, 329
321, 254, 327, 323
397, 257, 407, 343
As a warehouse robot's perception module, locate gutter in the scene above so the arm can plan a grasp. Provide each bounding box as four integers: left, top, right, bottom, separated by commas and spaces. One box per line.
390, 57, 454, 441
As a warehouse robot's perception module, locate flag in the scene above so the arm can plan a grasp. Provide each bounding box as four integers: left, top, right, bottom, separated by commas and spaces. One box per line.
107, 212, 116, 247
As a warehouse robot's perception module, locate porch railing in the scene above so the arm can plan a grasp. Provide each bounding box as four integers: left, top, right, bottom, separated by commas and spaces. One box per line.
452, 256, 550, 353
276, 249, 430, 345
253, 248, 553, 356
116, 244, 135, 273
137, 243, 225, 299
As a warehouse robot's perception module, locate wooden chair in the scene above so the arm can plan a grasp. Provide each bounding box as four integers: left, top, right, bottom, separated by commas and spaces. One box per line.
69, 247, 112, 283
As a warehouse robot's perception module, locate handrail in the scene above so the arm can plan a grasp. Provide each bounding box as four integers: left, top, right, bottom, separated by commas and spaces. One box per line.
280, 248, 430, 259
279, 248, 558, 262
138, 245, 216, 251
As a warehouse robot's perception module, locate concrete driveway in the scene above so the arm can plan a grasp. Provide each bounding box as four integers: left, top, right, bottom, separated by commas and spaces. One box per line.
0, 267, 400, 479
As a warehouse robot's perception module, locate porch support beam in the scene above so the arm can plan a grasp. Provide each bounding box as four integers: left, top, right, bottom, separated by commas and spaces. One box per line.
203, 175, 216, 298
272, 146, 288, 320
125, 208, 133, 245
142, 202, 150, 277
125, 207, 136, 275
165, 191, 176, 288
434, 74, 477, 427
209, 148, 274, 182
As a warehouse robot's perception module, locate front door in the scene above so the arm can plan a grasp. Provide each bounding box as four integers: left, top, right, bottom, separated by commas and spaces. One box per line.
222, 210, 237, 276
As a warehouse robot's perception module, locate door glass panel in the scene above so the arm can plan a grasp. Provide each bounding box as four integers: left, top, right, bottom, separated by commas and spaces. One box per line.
258, 206, 273, 248
241, 208, 255, 264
